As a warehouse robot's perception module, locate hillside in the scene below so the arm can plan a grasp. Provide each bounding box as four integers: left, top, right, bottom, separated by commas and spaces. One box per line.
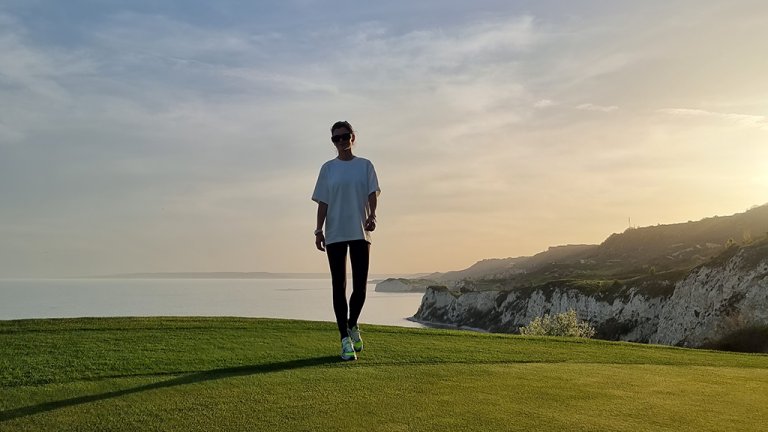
592, 203, 768, 272
421, 256, 529, 282
417, 203, 768, 290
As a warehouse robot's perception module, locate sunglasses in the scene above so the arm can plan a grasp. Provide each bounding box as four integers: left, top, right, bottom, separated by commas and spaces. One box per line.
331, 133, 352, 143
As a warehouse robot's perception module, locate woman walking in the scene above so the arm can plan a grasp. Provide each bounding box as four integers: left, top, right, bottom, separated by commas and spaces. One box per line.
312, 121, 380, 361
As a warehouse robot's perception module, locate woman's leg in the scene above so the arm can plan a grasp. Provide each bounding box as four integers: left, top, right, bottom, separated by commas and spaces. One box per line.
347, 240, 370, 329
326, 241, 349, 339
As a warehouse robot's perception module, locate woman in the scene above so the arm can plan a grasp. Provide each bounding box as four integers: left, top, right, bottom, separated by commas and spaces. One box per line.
312, 121, 380, 361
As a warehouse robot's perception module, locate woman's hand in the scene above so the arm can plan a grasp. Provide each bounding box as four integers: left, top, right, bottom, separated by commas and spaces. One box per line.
315, 233, 326, 251
364, 215, 376, 232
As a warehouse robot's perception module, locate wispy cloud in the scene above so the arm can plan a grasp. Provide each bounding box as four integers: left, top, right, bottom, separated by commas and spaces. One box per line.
0, 15, 92, 100
330, 15, 538, 89
659, 108, 768, 129
534, 99, 557, 108
90, 12, 270, 63
220, 68, 340, 94
576, 103, 618, 112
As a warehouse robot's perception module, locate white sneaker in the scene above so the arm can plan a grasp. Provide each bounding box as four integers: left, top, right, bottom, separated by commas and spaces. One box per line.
340, 337, 357, 361
348, 326, 363, 352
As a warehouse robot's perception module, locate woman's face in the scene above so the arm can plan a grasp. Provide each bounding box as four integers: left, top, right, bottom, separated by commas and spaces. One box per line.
331, 128, 354, 151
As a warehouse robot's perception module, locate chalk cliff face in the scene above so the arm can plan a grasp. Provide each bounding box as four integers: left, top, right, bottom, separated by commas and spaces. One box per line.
652, 244, 768, 346
414, 285, 667, 341
413, 243, 768, 347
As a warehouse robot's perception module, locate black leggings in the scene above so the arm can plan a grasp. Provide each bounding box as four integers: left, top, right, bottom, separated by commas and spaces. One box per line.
326, 239, 370, 339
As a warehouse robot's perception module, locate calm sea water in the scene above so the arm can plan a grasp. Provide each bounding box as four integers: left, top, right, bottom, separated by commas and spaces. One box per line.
0, 278, 426, 328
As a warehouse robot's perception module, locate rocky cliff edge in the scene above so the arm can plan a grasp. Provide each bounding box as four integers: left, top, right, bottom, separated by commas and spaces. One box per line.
413, 240, 768, 348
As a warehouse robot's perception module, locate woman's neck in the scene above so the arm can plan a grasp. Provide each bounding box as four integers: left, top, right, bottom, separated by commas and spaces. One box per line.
337, 151, 355, 161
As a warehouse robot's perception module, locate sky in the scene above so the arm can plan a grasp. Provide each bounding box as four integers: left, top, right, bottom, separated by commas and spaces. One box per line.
1, 1, 767, 278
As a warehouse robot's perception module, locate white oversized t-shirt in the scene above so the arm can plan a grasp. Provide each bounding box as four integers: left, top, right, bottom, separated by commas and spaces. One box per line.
312, 157, 380, 245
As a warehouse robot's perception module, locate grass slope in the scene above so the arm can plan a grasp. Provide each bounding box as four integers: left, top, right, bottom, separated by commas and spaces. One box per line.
1, 317, 767, 431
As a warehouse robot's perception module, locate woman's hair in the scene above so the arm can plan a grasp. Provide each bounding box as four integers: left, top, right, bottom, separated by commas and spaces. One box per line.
331, 121, 354, 134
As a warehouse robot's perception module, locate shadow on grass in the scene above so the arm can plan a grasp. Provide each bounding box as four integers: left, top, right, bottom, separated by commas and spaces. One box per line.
0, 355, 340, 422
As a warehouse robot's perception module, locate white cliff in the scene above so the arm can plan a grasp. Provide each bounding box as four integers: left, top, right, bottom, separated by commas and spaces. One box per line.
652, 246, 768, 346
413, 242, 768, 347
415, 285, 666, 341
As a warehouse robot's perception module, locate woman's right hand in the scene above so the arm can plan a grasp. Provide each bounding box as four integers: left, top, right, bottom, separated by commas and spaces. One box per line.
315, 233, 325, 252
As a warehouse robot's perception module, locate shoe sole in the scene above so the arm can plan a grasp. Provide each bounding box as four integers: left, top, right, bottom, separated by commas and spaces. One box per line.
341, 354, 357, 361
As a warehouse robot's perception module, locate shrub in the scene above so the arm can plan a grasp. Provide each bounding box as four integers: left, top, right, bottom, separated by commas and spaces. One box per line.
704, 325, 768, 353
519, 309, 596, 338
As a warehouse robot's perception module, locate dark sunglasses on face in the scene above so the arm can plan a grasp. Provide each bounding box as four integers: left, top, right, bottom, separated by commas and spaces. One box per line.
331, 133, 352, 143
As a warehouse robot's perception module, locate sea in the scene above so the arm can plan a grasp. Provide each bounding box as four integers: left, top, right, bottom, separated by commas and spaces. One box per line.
0, 278, 426, 328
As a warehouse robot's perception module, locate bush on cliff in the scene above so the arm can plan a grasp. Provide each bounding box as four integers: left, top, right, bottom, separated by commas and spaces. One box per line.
520, 309, 596, 338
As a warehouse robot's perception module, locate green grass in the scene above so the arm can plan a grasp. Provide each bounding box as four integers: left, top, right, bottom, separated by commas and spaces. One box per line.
1, 317, 767, 431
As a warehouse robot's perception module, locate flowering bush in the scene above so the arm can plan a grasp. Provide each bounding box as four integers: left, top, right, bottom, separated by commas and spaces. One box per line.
519, 309, 596, 338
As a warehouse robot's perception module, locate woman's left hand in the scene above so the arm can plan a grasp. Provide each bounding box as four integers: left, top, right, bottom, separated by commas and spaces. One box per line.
364, 215, 376, 232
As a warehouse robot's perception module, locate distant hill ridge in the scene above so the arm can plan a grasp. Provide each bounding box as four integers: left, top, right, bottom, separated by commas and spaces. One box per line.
595, 204, 768, 266
419, 203, 768, 285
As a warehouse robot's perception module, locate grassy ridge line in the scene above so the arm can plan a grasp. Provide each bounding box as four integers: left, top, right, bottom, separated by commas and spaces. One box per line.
2, 317, 767, 389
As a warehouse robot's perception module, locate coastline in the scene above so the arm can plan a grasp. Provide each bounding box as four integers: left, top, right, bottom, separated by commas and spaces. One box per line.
0, 278, 425, 327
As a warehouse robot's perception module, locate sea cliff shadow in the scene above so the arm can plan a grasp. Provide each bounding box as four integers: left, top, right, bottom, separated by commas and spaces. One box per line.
0, 355, 340, 422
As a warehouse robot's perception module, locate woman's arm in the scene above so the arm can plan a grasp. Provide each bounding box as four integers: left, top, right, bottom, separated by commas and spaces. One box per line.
315, 202, 327, 251
364, 192, 377, 231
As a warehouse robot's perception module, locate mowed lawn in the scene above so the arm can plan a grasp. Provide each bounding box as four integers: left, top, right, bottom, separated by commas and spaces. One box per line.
1, 317, 767, 431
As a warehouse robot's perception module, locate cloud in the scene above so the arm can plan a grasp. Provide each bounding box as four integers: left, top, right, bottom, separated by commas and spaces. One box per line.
336, 15, 538, 81
220, 68, 339, 94
0, 17, 91, 100
90, 12, 269, 62
534, 99, 557, 108
659, 108, 768, 129
576, 103, 618, 112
